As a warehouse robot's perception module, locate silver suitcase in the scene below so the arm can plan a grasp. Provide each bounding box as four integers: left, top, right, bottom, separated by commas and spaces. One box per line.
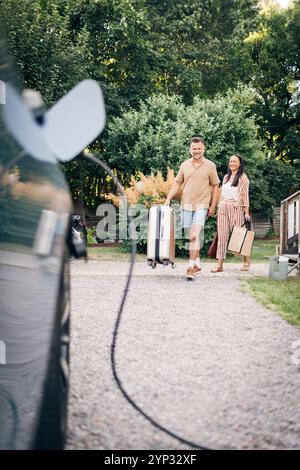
147, 205, 176, 268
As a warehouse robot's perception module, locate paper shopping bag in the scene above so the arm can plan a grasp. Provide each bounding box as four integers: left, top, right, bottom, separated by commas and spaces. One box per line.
228, 225, 255, 257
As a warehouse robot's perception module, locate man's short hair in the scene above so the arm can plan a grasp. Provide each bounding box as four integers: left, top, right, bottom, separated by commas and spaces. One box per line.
190, 136, 205, 145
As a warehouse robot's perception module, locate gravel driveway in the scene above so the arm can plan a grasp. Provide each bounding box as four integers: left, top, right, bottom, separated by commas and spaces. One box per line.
67, 260, 300, 450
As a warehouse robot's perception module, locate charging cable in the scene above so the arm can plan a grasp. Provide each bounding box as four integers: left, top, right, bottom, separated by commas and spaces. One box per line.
82, 150, 211, 450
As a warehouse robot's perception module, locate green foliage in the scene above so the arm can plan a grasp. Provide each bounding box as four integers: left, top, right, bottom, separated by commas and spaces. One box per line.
186, 87, 262, 177
145, 0, 259, 101
258, 158, 300, 208
2, 0, 258, 116
174, 216, 217, 259
245, 2, 300, 162
2, 0, 299, 214
104, 86, 299, 214
104, 87, 267, 204
246, 157, 300, 216
60, 157, 109, 210
103, 94, 189, 179
66, 0, 162, 116
86, 226, 97, 244
2, 0, 92, 106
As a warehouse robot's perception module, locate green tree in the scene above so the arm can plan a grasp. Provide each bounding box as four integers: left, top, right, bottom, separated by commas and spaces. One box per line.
245, 1, 300, 163
145, 0, 259, 102
66, 0, 162, 116
1, 0, 91, 106
65, 0, 260, 110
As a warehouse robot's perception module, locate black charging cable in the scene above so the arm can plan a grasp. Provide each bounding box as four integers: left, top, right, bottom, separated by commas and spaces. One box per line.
82, 150, 212, 450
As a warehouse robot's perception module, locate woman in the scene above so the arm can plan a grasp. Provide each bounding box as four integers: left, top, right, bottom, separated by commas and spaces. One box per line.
211, 154, 251, 272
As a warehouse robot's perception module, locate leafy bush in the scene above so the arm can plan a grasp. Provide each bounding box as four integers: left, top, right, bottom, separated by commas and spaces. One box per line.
104, 88, 261, 175
103, 94, 189, 180
86, 227, 97, 245
174, 216, 217, 259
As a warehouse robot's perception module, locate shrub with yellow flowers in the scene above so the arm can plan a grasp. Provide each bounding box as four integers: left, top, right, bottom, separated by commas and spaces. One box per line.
105, 168, 179, 209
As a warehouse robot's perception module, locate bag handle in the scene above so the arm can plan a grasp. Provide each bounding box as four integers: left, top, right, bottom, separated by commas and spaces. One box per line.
241, 219, 252, 231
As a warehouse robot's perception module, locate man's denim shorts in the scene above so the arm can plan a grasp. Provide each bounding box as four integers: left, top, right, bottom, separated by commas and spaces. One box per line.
181, 208, 208, 229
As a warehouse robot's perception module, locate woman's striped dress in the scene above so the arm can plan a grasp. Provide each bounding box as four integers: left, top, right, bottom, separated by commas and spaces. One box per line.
216, 173, 250, 260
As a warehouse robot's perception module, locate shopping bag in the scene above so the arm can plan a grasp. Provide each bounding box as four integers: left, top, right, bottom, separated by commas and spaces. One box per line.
227, 221, 255, 257
207, 234, 218, 258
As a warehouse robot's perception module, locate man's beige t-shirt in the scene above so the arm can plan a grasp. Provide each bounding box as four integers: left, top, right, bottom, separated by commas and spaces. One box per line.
175, 158, 220, 211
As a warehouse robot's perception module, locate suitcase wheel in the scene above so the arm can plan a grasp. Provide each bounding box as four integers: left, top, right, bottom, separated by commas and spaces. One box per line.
151, 262, 157, 269
163, 260, 169, 266
171, 263, 176, 269
147, 260, 152, 267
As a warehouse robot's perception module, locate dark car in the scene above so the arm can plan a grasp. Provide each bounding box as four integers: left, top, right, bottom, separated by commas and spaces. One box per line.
0, 28, 105, 449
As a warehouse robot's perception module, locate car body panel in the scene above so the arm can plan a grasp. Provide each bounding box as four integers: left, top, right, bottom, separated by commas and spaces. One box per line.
0, 28, 72, 449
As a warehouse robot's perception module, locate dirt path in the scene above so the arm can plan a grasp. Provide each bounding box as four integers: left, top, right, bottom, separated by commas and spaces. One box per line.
67, 261, 300, 450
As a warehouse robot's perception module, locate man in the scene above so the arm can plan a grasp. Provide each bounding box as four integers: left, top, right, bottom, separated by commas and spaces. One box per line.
165, 136, 220, 280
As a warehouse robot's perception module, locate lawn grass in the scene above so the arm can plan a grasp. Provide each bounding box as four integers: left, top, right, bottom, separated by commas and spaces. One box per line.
224, 238, 279, 263
242, 277, 300, 326
87, 246, 146, 261
245, 239, 279, 263
87, 238, 279, 262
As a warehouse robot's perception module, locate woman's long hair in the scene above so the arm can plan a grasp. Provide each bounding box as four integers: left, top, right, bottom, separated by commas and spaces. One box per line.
224, 154, 245, 187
